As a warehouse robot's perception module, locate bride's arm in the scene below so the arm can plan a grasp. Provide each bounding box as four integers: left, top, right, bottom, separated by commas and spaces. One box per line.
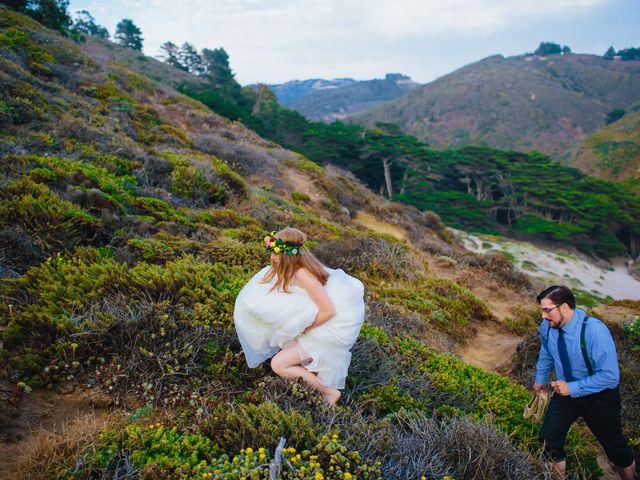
294, 268, 336, 333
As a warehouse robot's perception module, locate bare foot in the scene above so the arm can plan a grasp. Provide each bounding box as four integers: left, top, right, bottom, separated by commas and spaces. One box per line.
323, 388, 341, 407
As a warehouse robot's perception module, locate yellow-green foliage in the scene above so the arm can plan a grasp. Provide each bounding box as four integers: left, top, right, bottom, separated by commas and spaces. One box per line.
576, 107, 640, 180
503, 305, 541, 336
108, 65, 155, 95
358, 324, 389, 344
292, 191, 311, 204
163, 151, 248, 199
133, 196, 192, 224
0, 67, 48, 122
284, 155, 324, 174
0, 26, 54, 65
372, 277, 493, 339
71, 421, 382, 480
348, 330, 600, 476
200, 401, 319, 453
361, 381, 427, 415
0, 177, 100, 251
127, 238, 175, 262
253, 190, 342, 238
211, 154, 249, 198
202, 235, 265, 270
0, 251, 252, 383
391, 337, 600, 476
171, 163, 212, 199
198, 208, 261, 229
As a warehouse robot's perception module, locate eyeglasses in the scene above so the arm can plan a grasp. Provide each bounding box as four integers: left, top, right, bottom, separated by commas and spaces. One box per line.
541, 305, 561, 314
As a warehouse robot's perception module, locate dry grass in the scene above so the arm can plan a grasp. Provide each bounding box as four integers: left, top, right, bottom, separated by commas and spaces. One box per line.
12, 411, 124, 480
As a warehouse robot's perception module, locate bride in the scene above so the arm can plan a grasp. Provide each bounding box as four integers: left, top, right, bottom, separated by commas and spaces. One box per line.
233, 227, 365, 406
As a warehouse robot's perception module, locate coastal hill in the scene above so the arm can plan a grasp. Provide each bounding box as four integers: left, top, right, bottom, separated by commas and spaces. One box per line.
1, 7, 638, 479
351, 53, 640, 161
570, 104, 640, 183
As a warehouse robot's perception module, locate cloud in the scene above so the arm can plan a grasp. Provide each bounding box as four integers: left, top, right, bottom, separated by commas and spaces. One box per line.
361, 0, 611, 38
69, 0, 619, 83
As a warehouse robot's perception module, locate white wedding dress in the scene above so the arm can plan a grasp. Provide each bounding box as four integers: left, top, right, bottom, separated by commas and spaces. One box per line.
234, 266, 365, 389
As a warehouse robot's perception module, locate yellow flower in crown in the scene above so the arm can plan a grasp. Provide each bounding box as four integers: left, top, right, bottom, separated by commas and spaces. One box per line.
274, 246, 281, 253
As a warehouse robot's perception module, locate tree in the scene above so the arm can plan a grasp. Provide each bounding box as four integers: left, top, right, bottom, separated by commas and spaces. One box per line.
179, 42, 204, 75
534, 41, 562, 56
618, 47, 640, 61
72, 10, 109, 39
8, 0, 72, 32
115, 18, 143, 51
159, 41, 186, 70
603, 46, 616, 60
202, 48, 235, 85
561, 45, 571, 54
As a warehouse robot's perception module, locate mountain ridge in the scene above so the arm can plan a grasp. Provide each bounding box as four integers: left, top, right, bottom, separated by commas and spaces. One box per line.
350, 53, 640, 161
270, 73, 419, 122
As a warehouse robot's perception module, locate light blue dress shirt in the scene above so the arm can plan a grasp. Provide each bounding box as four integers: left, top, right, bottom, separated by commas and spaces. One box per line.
535, 308, 619, 398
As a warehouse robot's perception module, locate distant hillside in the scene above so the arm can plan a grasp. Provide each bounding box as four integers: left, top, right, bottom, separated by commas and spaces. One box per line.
351, 54, 640, 160
271, 73, 418, 122
268, 77, 358, 104
571, 104, 640, 182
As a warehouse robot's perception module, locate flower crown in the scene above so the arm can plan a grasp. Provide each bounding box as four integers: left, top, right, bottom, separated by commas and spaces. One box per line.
263, 231, 306, 256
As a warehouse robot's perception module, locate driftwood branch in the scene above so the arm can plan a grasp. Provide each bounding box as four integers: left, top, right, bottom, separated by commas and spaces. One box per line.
269, 437, 287, 480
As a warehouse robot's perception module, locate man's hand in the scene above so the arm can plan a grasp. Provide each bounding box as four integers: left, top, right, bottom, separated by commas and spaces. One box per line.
551, 380, 570, 396
533, 383, 546, 395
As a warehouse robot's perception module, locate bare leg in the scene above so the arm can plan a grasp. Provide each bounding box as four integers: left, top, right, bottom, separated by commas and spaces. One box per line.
618, 460, 635, 480
270, 342, 341, 406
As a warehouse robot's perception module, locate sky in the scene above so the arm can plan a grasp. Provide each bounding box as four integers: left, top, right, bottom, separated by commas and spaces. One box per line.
67, 0, 640, 86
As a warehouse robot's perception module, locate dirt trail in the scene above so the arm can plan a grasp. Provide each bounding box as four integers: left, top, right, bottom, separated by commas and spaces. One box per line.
354, 211, 407, 240
456, 321, 523, 372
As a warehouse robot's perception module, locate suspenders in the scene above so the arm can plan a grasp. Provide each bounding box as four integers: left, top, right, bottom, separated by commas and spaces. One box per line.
541, 316, 594, 376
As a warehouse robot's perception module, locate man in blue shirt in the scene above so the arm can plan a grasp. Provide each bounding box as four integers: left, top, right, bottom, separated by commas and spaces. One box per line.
534, 285, 635, 479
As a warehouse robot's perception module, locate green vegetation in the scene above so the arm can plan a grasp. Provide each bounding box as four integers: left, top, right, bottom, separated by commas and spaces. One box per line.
606, 108, 626, 125
161, 44, 640, 259
533, 41, 564, 55
0, 6, 626, 478
114, 18, 143, 51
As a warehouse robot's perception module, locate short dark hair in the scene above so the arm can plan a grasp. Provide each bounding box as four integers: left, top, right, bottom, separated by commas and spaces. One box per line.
536, 285, 576, 309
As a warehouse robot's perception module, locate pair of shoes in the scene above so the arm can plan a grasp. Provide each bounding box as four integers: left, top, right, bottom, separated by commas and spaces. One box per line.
523, 390, 550, 424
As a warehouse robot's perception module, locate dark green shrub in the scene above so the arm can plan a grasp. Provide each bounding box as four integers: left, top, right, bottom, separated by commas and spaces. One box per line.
0, 178, 101, 253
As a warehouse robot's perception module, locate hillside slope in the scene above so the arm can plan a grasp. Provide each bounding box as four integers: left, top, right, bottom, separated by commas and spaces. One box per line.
2, 7, 634, 479
570, 104, 640, 182
351, 54, 640, 160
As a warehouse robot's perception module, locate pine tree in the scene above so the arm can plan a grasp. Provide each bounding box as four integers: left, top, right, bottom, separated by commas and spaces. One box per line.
179, 42, 204, 75
159, 41, 186, 70
72, 10, 109, 39
603, 46, 616, 60
115, 18, 143, 51
8, 0, 71, 32
202, 48, 235, 86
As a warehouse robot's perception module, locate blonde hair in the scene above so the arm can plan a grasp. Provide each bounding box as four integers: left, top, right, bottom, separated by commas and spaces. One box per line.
262, 227, 328, 292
